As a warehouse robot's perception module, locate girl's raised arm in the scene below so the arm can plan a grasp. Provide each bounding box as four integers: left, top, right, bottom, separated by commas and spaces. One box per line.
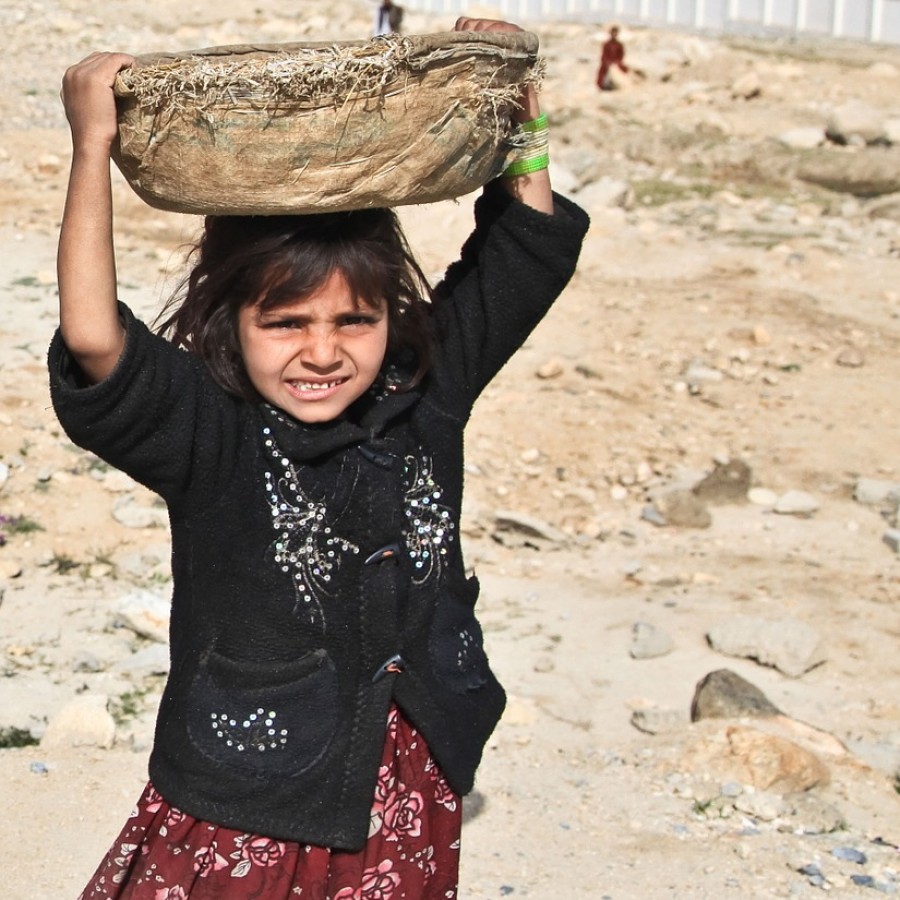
57, 52, 134, 384
454, 17, 554, 216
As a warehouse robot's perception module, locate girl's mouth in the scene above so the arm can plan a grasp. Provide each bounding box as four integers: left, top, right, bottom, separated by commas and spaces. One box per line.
291, 379, 344, 392
286, 377, 349, 400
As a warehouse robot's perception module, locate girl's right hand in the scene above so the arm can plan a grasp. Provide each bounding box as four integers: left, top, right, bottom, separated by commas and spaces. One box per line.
61, 52, 134, 155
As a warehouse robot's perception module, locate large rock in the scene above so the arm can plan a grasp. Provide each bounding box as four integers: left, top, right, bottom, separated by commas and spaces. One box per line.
691, 669, 782, 721
724, 726, 830, 793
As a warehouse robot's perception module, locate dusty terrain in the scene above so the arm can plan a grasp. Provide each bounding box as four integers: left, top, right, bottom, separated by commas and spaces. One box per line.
1, 1, 899, 897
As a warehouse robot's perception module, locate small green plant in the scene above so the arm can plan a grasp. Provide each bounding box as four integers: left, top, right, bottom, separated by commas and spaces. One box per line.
5, 515, 43, 535
11, 275, 39, 287
50, 553, 80, 575
0, 727, 39, 749
111, 689, 148, 725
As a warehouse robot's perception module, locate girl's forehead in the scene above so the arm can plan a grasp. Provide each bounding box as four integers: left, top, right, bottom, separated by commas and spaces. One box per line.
255, 269, 385, 313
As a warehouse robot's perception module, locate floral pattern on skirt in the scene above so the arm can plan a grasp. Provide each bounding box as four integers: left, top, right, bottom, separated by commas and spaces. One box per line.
79, 707, 461, 900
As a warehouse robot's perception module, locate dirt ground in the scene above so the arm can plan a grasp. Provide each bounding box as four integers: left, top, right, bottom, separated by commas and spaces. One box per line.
1, 1, 899, 897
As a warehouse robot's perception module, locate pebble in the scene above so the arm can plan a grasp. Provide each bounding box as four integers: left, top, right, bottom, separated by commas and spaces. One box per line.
630, 621, 674, 659
748, 487, 778, 506
883, 529, 900, 552
773, 490, 819, 517
535, 359, 564, 379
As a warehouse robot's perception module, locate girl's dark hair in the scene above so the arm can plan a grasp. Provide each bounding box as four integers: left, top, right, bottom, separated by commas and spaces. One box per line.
156, 208, 435, 400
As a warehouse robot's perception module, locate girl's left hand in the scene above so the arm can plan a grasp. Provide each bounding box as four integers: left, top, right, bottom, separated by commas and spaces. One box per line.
454, 16, 524, 34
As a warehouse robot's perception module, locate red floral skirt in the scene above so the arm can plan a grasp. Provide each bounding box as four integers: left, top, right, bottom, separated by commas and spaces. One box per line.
78, 707, 461, 899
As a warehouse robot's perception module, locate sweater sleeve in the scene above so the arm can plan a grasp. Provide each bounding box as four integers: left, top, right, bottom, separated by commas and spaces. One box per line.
428, 180, 590, 416
48, 304, 245, 519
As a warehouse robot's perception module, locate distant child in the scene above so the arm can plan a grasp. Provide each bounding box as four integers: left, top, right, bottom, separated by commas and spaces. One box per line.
52, 16, 588, 900
373, 0, 404, 36
597, 24, 629, 90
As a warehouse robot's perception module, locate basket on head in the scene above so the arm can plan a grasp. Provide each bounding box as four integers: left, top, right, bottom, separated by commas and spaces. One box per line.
112, 31, 540, 216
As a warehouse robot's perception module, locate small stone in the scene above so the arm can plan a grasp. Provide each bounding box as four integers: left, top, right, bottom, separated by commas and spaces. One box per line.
831, 847, 867, 865
630, 707, 684, 735
836, 347, 865, 367
773, 490, 819, 517
536, 359, 564, 379
41, 694, 116, 750
30, 761, 49, 776
748, 487, 778, 506
630, 621, 674, 659
113, 590, 171, 643
693, 459, 751, 504
883, 529, 900, 553
654, 489, 712, 528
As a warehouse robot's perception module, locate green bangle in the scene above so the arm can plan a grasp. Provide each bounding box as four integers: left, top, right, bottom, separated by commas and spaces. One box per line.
518, 113, 548, 133
503, 152, 550, 177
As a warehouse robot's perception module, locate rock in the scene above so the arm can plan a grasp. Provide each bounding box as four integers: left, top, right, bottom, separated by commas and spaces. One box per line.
493, 510, 567, 545
826, 101, 889, 146
693, 458, 751, 504
706, 616, 827, 677
748, 487, 778, 507
683, 361, 724, 385
0, 462, 8, 490
777, 127, 825, 150
733, 790, 785, 821
835, 346, 865, 367
691, 669, 782, 721
630, 621, 674, 659
797, 147, 900, 197
883, 529, 900, 553
773, 490, 819, 517
113, 589, 170, 643
630, 707, 685, 735
114, 643, 171, 677
41, 694, 116, 750
725, 725, 831, 792
854, 478, 900, 506
574, 176, 633, 210
651, 489, 712, 528
535, 359, 564, 379
0, 560, 23, 579
785, 793, 846, 834
731, 69, 761, 99
866, 193, 900, 222
112, 495, 168, 529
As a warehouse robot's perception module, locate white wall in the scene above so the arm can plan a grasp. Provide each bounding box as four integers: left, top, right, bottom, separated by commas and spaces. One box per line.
406, 0, 900, 43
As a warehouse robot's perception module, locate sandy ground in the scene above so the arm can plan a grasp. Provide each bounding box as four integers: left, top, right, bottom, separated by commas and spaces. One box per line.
1, 1, 899, 897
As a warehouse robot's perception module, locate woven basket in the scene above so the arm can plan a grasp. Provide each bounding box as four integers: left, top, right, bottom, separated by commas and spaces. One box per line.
112, 31, 540, 215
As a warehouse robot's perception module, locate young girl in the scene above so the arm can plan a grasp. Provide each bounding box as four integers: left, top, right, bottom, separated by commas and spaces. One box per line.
52, 17, 588, 900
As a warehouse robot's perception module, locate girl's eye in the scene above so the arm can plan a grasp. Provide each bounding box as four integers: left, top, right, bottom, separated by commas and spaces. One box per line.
340, 315, 377, 328
262, 318, 301, 330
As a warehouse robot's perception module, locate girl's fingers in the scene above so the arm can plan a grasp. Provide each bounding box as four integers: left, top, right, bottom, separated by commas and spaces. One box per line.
454, 16, 523, 33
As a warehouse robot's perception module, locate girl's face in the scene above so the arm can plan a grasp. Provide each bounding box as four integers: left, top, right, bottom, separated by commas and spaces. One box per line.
237, 269, 389, 423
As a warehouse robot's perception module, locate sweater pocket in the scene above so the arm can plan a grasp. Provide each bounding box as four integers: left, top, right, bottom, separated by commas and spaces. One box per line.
429, 571, 491, 693
186, 648, 339, 776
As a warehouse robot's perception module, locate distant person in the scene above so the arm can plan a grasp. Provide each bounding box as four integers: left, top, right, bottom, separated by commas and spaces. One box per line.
597, 25, 628, 90
373, 0, 404, 36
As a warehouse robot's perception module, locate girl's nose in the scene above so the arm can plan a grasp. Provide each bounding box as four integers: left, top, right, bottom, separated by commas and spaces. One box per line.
301, 330, 338, 367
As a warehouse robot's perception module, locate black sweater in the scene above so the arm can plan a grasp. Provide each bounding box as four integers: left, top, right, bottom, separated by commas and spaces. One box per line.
49, 183, 589, 850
